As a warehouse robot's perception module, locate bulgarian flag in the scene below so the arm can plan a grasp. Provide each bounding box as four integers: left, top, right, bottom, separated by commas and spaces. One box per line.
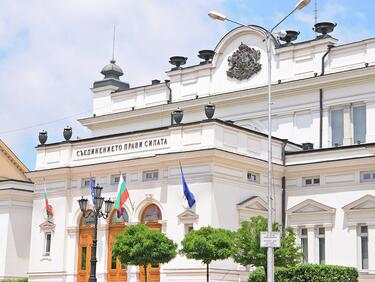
115, 174, 129, 217
44, 191, 54, 218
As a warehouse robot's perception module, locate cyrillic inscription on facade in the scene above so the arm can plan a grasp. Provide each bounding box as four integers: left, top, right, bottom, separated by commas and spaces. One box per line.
74, 137, 168, 159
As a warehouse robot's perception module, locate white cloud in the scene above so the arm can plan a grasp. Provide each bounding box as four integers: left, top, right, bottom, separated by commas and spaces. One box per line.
0, 0, 227, 169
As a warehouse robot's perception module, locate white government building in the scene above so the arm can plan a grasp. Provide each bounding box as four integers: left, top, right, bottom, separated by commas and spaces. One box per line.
22, 23, 375, 282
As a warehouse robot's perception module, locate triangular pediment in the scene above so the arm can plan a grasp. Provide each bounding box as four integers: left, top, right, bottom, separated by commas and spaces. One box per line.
287, 199, 335, 215
237, 196, 268, 211
343, 195, 375, 211
177, 210, 199, 223
39, 219, 55, 232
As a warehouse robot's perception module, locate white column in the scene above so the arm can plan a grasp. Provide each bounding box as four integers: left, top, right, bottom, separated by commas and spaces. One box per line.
343, 106, 352, 145
368, 225, 375, 271
324, 227, 333, 265
366, 101, 375, 143
307, 227, 315, 264
97, 224, 108, 282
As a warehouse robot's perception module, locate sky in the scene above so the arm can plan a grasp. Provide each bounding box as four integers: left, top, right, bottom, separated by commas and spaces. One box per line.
0, 0, 374, 170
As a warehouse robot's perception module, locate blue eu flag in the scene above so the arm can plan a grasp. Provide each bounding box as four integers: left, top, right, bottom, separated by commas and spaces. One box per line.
90, 177, 96, 206
180, 163, 196, 208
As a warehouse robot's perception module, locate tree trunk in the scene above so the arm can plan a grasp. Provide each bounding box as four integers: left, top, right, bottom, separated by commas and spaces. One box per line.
144, 265, 148, 282
263, 265, 267, 282
206, 263, 209, 282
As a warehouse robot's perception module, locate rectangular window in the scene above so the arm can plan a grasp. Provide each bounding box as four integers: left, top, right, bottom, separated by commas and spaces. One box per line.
300, 228, 308, 263
303, 176, 320, 187
360, 171, 375, 182
81, 178, 95, 188
360, 225, 369, 269
81, 246, 87, 270
44, 232, 51, 256
185, 224, 194, 234
331, 109, 344, 146
317, 227, 325, 264
247, 172, 260, 183
353, 105, 366, 144
111, 174, 125, 185
142, 170, 159, 181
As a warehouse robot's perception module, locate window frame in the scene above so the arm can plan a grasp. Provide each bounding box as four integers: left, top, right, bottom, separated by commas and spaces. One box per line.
247, 171, 260, 184
317, 227, 325, 264
302, 176, 320, 187
111, 174, 125, 185
44, 232, 52, 256
352, 104, 366, 144
360, 171, 375, 183
142, 170, 159, 182
81, 177, 95, 188
300, 228, 308, 263
359, 225, 369, 270
330, 108, 344, 147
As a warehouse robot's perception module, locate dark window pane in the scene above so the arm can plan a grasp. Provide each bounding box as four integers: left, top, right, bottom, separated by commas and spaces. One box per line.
353, 105, 366, 144
301, 238, 308, 263
361, 236, 369, 269
361, 226, 368, 234
319, 228, 325, 235
301, 228, 307, 236
305, 179, 312, 185
331, 109, 344, 146
314, 178, 320, 184
319, 238, 325, 264
111, 208, 129, 224
81, 247, 87, 270
82, 213, 96, 225
45, 233, 51, 255
143, 204, 162, 222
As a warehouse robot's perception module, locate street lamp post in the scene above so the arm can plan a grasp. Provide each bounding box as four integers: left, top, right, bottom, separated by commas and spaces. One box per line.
208, 1, 310, 281
78, 185, 114, 282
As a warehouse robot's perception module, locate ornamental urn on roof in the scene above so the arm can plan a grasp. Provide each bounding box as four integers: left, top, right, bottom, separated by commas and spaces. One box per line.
227, 43, 262, 80
101, 59, 124, 79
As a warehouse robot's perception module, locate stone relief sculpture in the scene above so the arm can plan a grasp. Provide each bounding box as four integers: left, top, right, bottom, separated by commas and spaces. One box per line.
227, 43, 262, 80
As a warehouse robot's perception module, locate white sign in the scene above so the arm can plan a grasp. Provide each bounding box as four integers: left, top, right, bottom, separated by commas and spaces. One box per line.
260, 231, 281, 248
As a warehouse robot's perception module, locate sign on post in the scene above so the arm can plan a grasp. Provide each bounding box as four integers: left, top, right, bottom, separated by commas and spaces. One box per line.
260, 231, 281, 248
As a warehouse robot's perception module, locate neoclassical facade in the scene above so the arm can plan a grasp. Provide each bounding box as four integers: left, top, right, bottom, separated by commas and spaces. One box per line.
0, 139, 33, 280
27, 25, 375, 281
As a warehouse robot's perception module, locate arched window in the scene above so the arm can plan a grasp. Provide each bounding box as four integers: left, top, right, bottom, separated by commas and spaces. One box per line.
111, 208, 129, 224
141, 204, 162, 223
80, 211, 95, 226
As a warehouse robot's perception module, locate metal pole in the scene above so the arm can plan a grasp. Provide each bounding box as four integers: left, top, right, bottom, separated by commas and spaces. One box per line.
89, 211, 98, 282
265, 32, 274, 282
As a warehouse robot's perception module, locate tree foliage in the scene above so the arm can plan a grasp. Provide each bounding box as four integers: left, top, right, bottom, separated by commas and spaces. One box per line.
180, 226, 234, 281
112, 224, 177, 282
232, 216, 302, 278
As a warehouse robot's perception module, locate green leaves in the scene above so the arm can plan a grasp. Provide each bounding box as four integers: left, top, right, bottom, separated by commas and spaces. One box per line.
232, 216, 303, 269
112, 224, 177, 268
180, 226, 234, 265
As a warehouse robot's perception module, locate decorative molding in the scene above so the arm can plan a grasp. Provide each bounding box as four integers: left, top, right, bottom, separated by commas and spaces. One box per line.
287, 199, 335, 227
39, 219, 55, 233
177, 209, 199, 224
237, 196, 268, 220
342, 194, 375, 226
227, 43, 262, 80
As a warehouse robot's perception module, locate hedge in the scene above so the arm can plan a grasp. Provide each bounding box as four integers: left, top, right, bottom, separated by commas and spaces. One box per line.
248, 264, 358, 282
0, 279, 28, 282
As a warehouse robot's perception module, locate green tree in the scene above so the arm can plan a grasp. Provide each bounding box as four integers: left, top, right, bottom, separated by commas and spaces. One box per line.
232, 216, 302, 282
112, 224, 177, 282
180, 226, 234, 282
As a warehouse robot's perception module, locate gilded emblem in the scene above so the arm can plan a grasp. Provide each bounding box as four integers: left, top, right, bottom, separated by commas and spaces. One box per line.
227, 43, 262, 80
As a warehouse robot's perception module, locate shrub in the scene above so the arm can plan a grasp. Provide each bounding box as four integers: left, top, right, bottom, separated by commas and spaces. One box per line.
0, 279, 28, 282
248, 264, 358, 282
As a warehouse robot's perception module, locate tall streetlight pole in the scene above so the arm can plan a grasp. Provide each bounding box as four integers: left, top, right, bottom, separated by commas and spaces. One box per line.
208, 1, 310, 281
78, 185, 114, 282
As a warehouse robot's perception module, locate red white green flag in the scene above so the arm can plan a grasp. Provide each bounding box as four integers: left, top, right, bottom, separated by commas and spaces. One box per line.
44, 191, 54, 218
115, 174, 129, 217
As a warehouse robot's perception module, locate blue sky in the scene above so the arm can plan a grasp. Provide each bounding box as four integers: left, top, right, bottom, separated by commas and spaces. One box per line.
0, 0, 374, 170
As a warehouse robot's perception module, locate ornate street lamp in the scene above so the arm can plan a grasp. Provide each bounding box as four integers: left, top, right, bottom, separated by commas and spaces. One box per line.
78, 185, 114, 282
208, 1, 310, 281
